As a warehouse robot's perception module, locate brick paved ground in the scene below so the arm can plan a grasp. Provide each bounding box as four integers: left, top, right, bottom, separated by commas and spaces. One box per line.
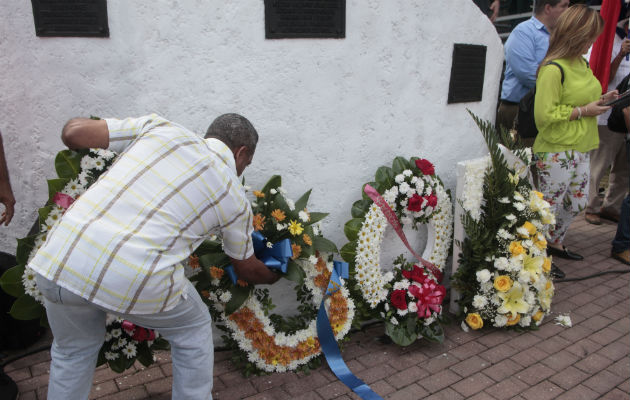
5, 215, 629, 399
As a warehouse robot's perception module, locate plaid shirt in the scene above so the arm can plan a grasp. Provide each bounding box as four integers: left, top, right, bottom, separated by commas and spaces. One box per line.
29, 114, 254, 314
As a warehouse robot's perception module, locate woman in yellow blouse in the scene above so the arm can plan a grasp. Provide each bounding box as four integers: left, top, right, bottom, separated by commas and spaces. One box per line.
534, 4, 617, 276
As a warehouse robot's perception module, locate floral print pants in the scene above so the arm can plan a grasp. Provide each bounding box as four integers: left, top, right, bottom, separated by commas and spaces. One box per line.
535, 150, 590, 244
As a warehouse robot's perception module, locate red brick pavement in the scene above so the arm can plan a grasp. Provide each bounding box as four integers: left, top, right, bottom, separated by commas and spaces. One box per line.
5, 215, 629, 399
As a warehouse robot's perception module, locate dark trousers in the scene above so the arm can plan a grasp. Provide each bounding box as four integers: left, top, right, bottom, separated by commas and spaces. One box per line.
612, 136, 630, 253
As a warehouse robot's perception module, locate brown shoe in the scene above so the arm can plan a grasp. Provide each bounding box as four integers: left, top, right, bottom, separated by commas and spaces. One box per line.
611, 249, 630, 265
585, 212, 601, 225
600, 208, 620, 223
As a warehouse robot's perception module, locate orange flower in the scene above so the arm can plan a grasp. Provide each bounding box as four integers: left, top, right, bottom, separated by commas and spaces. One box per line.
302, 233, 312, 246
316, 256, 327, 272
271, 209, 286, 222
506, 314, 521, 326
253, 190, 265, 198
237, 279, 248, 287
253, 213, 266, 231
188, 254, 200, 269
291, 243, 302, 260
210, 266, 224, 280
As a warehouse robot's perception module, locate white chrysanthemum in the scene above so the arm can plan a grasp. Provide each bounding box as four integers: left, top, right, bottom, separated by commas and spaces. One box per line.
92, 157, 106, 170
398, 182, 411, 196
383, 190, 397, 204
395, 174, 405, 184
513, 192, 525, 202
555, 314, 572, 327
270, 188, 277, 194
393, 280, 410, 290
276, 223, 285, 231
219, 291, 232, 303
408, 302, 418, 313
397, 308, 409, 316
402, 169, 413, 177
494, 257, 509, 270
122, 343, 137, 359
476, 269, 491, 283
116, 338, 127, 348
104, 351, 119, 360
110, 328, 122, 338
498, 197, 511, 204
514, 202, 526, 211
104, 331, 113, 342
390, 317, 399, 325
298, 210, 309, 222
494, 314, 508, 327
80, 156, 96, 170
472, 295, 488, 309
286, 199, 295, 211
506, 214, 516, 221
519, 315, 532, 327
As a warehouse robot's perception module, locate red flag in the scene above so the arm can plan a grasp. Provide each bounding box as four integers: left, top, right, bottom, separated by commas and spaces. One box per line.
589, 0, 622, 93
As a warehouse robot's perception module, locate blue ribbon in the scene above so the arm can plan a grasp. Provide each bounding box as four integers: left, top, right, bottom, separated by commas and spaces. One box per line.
224, 232, 293, 284
316, 261, 383, 400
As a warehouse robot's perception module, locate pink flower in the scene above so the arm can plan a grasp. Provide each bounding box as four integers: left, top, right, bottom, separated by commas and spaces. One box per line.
53, 192, 75, 209
408, 280, 445, 318
415, 159, 435, 176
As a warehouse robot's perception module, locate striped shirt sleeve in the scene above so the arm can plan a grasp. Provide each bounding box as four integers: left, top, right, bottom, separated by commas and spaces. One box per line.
219, 189, 255, 260
105, 114, 164, 153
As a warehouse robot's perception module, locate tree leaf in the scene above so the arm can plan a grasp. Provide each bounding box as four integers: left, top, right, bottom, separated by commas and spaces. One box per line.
339, 242, 357, 263
260, 175, 282, 193
343, 218, 364, 241
224, 285, 253, 315
38, 205, 52, 226
294, 189, 312, 212
392, 156, 410, 175
199, 253, 230, 268
312, 236, 338, 253
351, 199, 371, 219
284, 259, 305, 284
419, 322, 445, 343
16, 235, 37, 266
361, 182, 377, 201
308, 212, 328, 224
55, 150, 84, 179
10, 295, 44, 321
0, 264, 25, 298
47, 178, 70, 201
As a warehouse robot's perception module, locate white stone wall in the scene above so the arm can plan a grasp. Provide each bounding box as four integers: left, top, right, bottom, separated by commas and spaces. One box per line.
0, 0, 502, 258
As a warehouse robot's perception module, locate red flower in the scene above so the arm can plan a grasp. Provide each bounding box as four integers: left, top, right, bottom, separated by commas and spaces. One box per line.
408, 280, 446, 318
390, 289, 408, 310
402, 264, 428, 284
425, 194, 438, 208
53, 192, 75, 209
407, 194, 424, 212
415, 159, 435, 176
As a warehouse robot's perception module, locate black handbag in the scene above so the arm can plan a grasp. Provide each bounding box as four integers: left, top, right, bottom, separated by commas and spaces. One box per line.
607, 74, 630, 133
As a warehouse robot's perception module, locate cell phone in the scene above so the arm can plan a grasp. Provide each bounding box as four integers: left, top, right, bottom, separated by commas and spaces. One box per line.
603, 89, 630, 107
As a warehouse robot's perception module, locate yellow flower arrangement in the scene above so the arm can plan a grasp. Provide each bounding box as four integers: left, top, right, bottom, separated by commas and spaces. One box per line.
497, 282, 530, 317
465, 313, 484, 330
522, 221, 536, 236
288, 220, 304, 236
493, 275, 513, 292
509, 241, 525, 256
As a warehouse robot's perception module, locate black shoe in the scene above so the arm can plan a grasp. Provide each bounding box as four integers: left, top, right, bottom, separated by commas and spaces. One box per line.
550, 263, 565, 279
548, 246, 584, 261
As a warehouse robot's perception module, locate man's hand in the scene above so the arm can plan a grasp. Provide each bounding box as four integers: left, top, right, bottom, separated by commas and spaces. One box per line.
62, 118, 109, 150
0, 180, 15, 226
619, 38, 630, 58
489, 0, 500, 22
230, 255, 282, 285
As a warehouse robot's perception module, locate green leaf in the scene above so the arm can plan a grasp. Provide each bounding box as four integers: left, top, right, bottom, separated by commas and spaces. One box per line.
392, 156, 410, 175
224, 285, 253, 315
311, 236, 338, 253
47, 178, 70, 200
344, 218, 364, 241
361, 182, 377, 201
0, 264, 25, 298
420, 322, 445, 343
260, 175, 282, 194
351, 199, 371, 219
10, 295, 44, 321
308, 212, 328, 224
38, 206, 52, 227
375, 166, 395, 189
294, 189, 312, 212
340, 242, 357, 263
136, 346, 155, 367
284, 259, 305, 283
55, 150, 84, 179
199, 253, 230, 268
16, 235, 37, 266
385, 320, 417, 347
108, 353, 127, 373
194, 240, 223, 255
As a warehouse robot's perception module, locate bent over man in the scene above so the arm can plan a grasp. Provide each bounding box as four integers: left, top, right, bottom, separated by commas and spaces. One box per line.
28, 113, 279, 399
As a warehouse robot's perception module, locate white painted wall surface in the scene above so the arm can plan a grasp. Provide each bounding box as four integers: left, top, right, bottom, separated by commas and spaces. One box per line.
1, 1, 502, 334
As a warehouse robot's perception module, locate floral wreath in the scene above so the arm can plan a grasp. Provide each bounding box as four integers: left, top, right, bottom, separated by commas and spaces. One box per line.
0, 147, 169, 372
340, 156, 453, 346
452, 113, 556, 331
190, 175, 355, 374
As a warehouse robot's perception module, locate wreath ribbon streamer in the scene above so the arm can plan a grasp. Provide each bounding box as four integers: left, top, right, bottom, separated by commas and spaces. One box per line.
225, 232, 293, 284
316, 261, 383, 400
363, 184, 443, 282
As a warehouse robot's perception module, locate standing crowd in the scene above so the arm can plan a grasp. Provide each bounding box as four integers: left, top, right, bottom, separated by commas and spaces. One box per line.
497, 0, 630, 279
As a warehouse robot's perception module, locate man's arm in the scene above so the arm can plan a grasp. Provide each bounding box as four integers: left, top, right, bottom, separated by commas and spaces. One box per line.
505, 30, 539, 89
230, 255, 281, 285
0, 131, 15, 226
609, 39, 630, 83
61, 118, 109, 150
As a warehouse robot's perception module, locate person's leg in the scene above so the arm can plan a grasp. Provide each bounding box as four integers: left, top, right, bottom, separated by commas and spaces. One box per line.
585, 126, 613, 219
121, 280, 213, 400
612, 194, 630, 255
35, 274, 106, 400
553, 151, 590, 244
496, 102, 518, 135
536, 152, 573, 245
601, 130, 629, 218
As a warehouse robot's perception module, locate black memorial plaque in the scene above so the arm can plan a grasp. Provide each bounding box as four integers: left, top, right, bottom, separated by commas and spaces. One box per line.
32, 0, 109, 37
265, 0, 345, 39
447, 44, 487, 104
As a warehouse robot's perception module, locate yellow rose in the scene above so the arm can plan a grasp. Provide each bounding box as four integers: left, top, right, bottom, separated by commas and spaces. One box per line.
533, 191, 544, 199
465, 313, 484, 330
506, 314, 521, 326
494, 275, 513, 292
535, 237, 548, 250
532, 310, 545, 322
509, 241, 525, 256
522, 221, 537, 236
542, 257, 552, 273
